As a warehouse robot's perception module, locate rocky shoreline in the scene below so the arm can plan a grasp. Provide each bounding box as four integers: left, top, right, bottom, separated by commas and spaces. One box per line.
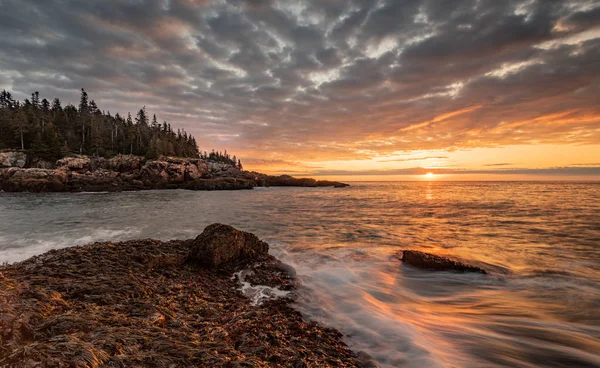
0, 224, 364, 367
0, 152, 349, 192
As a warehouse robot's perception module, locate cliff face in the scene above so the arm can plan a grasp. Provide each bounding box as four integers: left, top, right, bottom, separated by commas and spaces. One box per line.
0, 154, 348, 192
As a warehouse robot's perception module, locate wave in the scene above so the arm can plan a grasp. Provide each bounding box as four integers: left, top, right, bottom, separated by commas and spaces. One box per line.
0, 228, 141, 264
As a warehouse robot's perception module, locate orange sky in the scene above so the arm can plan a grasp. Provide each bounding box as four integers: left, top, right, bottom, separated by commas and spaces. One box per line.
243, 144, 600, 181
2, 0, 599, 180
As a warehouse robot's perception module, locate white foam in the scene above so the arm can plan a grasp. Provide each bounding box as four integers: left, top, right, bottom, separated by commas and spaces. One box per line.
0, 228, 141, 264
233, 269, 291, 306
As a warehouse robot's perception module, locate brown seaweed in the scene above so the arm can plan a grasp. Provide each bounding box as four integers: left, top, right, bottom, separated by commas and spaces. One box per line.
0, 239, 362, 367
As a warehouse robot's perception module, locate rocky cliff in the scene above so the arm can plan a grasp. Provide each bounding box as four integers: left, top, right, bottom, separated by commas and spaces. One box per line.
0, 153, 348, 192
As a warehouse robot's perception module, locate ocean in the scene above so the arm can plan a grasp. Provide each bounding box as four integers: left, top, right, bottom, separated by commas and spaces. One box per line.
1, 182, 599, 367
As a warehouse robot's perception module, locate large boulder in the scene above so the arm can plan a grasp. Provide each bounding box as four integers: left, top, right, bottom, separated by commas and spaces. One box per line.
397, 250, 486, 274
186, 224, 269, 268
0, 151, 27, 168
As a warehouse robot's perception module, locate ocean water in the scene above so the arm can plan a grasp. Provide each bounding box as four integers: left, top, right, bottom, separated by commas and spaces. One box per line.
1, 182, 599, 367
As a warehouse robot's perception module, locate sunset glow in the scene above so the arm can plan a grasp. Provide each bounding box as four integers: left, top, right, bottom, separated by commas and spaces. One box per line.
2, 2, 600, 368
0, 1, 598, 180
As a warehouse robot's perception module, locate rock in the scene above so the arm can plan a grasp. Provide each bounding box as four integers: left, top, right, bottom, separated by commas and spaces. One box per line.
56, 155, 90, 171
356, 351, 379, 368
184, 162, 202, 180
186, 223, 269, 268
0, 151, 27, 168
0, 238, 361, 367
271, 261, 297, 276
397, 250, 486, 274
106, 155, 144, 172
206, 161, 242, 178
0, 154, 346, 192
1, 168, 67, 192
181, 178, 255, 190
29, 158, 54, 169
255, 174, 349, 188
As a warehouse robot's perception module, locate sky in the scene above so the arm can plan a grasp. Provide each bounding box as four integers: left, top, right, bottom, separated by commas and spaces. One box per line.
1, 0, 599, 180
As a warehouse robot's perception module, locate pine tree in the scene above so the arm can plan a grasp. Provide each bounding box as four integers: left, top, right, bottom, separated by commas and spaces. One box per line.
78, 88, 89, 154
0, 88, 205, 160
13, 108, 27, 150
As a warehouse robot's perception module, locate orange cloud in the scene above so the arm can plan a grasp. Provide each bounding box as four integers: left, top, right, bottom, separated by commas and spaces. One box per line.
402, 105, 483, 132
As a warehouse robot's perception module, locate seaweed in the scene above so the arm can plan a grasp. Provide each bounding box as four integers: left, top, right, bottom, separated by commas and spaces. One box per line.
0, 239, 362, 367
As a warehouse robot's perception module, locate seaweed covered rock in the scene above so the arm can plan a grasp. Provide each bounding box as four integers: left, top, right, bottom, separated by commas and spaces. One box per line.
187, 223, 269, 268
398, 250, 486, 274
0, 237, 361, 367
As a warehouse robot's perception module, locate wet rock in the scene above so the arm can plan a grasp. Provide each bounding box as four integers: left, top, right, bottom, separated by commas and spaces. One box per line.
0, 237, 361, 367
356, 351, 379, 368
272, 260, 297, 276
397, 250, 487, 274
186, 223, 269, 268
0, 151, 27, 168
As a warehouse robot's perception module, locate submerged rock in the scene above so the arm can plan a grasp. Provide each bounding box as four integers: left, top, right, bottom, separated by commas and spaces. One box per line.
186, 223, 269, 268
398, 250, 487, 274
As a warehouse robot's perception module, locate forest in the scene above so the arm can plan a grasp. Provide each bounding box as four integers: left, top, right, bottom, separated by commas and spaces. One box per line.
0, 89, 242, 169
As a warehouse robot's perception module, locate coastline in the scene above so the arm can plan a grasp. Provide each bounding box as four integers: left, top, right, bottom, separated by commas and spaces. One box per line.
0, 226, 363, 367
0, 153, 349, 192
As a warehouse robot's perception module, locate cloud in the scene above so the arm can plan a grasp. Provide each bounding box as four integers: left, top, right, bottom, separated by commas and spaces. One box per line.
0, 0, 598, 166
311, 166, 600, 176
375, 156, 449, 162
483, 163, 517, 167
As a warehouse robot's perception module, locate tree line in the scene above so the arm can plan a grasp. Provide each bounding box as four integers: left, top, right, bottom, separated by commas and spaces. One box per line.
0, 89, 243, 169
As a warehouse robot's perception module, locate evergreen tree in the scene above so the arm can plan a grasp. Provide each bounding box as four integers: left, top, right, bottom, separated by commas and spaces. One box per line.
13, 108, 27, 150
78, 88, 89, 154
0, 88, 215, 161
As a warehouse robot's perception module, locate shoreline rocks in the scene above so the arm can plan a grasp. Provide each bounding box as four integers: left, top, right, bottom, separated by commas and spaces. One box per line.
0, 225, 362, 367
397, 250, 487, 274
0, 154, 349, 192
256, 174, 351, 188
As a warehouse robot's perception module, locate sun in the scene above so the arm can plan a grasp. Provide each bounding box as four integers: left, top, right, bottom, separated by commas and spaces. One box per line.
424, 172, 435, 179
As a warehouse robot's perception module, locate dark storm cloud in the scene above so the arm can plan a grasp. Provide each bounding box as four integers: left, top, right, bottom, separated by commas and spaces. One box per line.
0, 0, 599, 162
